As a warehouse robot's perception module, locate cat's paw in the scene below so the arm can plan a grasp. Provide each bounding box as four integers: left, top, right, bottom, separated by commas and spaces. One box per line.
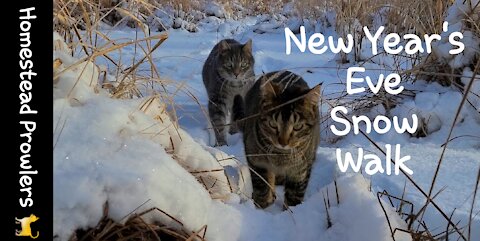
228, 121, 239, 135
284, 194, 303, 207
254, 198, 275, 209
253, 192, 276, 209
214, 139, 227, 147
228, 127, 239, 135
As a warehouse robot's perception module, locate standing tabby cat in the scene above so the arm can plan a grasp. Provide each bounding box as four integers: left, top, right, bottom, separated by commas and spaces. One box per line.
202, 39, 255, 146
235, 71, 320, 208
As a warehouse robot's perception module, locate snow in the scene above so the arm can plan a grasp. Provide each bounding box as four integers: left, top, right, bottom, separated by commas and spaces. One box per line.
435, 0, 480, 70
54, 33, 411, 240
204, 1, 227, 18
54, 2, 480, 240
54, 50, 242, 239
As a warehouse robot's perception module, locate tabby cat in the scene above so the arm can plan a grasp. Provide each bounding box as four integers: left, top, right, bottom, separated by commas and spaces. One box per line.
202, 39, 255, 146
234, 71, 320, 208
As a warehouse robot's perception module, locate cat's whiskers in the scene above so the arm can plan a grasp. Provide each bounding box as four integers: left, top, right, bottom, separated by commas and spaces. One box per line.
218, 78, 228, 93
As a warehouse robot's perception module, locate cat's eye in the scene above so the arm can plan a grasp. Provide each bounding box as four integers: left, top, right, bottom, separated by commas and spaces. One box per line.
293, 122, 303, 131
240, 62, 248, 68
224, 62, 233, 68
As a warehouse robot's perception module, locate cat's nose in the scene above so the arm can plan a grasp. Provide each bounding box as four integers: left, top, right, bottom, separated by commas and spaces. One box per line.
278, 136, 289, 146
233, 69, 240, 77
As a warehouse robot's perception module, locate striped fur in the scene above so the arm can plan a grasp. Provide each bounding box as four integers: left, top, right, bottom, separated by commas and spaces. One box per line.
202, 39, 255, 146
236, 71, 320, 208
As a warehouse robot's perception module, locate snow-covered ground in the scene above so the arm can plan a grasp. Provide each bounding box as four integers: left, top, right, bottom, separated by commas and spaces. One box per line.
153, 28, 480, 239
54, 7, 480, 241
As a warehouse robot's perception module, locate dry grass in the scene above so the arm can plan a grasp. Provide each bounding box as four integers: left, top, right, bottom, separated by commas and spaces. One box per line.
54, 0, 190, 115
324, 99, 465, 240
408, 0, 479, 86
55, 1, 480, 241
54, 1, 208, 239
326, 1, 480, 239
323, 65, 480, 240
385, 0, 452, 35
71, 202, 207, 241
332, 0, 453, 63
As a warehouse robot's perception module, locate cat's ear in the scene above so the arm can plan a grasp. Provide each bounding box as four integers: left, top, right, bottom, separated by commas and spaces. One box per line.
261, 77, 280, 99
305, 84, 321, 106
243, 39, 252, 53
219, 40, 230, 52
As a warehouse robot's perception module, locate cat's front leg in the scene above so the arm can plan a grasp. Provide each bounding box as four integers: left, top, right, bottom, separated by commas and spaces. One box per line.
228, 112, 239, 135
208, 100, 227, 146
284, 164, 312, 207
250, 165, 276, 208
229, 94, 245, 135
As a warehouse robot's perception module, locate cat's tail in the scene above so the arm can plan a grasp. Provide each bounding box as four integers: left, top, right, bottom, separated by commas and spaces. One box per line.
31, 231, 39, 239
232, 95, 245, 132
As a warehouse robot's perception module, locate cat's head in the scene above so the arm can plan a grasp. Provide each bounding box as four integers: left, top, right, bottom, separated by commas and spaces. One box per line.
217, 39, 254, 84
258, 76, 320, 150
29, 214, 39, 221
